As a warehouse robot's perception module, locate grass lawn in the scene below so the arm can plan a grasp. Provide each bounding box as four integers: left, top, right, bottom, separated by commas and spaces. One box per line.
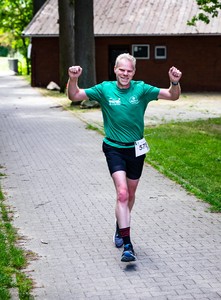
47, 89, 220, 213
0, 172, 33, 299
144, 117, 221, 212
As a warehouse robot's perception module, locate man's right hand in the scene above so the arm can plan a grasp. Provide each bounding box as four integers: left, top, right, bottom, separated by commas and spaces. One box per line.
68, 66, 82, 79
67, 66, 88, 102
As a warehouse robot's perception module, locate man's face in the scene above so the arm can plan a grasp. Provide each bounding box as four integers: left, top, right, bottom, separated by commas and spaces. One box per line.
114, 58, 135, 89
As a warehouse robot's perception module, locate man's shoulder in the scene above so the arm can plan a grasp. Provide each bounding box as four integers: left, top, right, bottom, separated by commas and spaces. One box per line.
86, 81, 115, 92
131, 81, 160, 98
130, 80, 148, 90
96, 81, 117, 92
100, 81, 116, 87
131, 80, 158, 90
131, 80, 147, 86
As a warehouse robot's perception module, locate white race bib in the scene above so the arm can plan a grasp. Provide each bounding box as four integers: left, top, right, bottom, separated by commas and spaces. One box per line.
135, 138, 150, 157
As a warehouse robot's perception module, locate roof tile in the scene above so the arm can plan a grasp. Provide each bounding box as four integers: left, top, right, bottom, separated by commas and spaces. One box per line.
23, 0, 221, 37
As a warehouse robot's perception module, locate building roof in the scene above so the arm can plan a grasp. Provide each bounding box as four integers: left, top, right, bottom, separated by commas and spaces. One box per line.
23, 0, 58, 37
23, 0, 221, 37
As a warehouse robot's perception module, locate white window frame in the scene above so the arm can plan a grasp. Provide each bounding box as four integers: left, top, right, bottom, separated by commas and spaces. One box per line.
155, 46, 167, 59
132, 44, 150, 59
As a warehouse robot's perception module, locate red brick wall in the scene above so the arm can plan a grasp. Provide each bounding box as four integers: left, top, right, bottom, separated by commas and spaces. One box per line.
31, 37, 59, 87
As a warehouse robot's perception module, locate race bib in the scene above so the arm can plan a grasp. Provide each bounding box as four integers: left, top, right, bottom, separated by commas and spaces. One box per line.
135, 138, 150, 157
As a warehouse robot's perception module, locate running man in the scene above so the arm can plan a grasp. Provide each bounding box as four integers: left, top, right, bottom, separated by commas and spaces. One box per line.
67, 53, 182, 262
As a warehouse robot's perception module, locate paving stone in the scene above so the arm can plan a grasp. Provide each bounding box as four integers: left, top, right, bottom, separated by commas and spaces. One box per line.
0, 74, 221, 299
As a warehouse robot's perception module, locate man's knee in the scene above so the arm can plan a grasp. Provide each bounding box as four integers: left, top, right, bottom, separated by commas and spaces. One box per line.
117, 188, 128, 204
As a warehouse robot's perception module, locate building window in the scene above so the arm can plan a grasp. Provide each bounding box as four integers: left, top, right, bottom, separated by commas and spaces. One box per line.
132, 44, 150, 59
155, 46, 167, 59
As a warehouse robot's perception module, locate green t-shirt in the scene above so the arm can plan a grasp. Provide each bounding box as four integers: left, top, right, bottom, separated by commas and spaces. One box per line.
85, 80, 160, 148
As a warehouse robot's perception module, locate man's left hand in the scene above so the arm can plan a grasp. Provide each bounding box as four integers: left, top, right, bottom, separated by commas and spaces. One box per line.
169, 66, 182, 83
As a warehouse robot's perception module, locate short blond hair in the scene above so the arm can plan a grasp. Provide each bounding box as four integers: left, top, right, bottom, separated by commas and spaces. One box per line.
115, 53, 136, 70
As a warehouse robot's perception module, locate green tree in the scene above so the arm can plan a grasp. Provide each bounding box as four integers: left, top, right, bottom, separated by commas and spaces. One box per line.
188, 0, 221, 25
0, 0, 33, 72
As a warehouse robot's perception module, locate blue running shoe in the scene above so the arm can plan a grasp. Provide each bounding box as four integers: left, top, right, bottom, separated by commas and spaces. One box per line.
121, 244, 136, 262
113, 231, 124, 248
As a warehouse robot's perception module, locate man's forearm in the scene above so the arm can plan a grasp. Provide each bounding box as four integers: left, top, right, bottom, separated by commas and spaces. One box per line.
67, 66, 89, 102
67, 78, 79, 101
168, 82, 181, 100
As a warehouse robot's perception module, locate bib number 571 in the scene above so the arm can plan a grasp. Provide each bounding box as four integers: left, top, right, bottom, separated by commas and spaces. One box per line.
135, 138, 150, 157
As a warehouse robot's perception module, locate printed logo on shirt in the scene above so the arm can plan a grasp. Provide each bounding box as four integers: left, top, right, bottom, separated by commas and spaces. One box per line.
129, 96, 139, 105
108, 98, 121, 106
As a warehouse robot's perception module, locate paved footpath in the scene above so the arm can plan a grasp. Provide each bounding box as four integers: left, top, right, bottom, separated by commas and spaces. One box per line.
0, 74, 221, 300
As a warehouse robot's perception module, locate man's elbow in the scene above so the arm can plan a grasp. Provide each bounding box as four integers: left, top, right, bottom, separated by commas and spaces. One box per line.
68, 93, 75, 101
68, 91, 80, 102
171, 95, 180, 101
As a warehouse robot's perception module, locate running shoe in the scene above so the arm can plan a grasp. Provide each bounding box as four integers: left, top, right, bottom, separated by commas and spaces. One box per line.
113, 230, 124, 248
121, 244, 136, 262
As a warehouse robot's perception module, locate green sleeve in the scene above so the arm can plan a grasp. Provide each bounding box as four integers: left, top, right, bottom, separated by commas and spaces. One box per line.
143, 84, 160, 101
85, 83, 103, 103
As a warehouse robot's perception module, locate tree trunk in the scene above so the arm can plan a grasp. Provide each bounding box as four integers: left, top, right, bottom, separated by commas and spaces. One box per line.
58, 0, 75, 92
75, 0, 96, 88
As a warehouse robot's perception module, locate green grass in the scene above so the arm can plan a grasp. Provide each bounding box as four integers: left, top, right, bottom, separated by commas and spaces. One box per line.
144, 117, 221, 212
0, 176, 34, 299
59, 93, 220, 212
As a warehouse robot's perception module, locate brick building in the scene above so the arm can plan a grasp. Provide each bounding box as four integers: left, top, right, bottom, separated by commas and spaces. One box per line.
23, 0, 221, 92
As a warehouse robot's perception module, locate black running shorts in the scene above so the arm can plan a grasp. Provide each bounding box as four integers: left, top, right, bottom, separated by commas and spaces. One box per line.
102, 142, 146, 180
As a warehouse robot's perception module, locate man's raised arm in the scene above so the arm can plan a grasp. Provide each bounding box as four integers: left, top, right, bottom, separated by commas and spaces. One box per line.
67, 66, 89, 102
158, 66, 182, 101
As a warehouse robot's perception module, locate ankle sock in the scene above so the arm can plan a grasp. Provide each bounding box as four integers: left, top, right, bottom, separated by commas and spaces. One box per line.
119, 227, 131, 245
116, 222, 120, 234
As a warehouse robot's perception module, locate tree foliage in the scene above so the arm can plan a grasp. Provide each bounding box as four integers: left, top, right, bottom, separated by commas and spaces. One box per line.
188, 0, 221, 25
0, 0, 33, 56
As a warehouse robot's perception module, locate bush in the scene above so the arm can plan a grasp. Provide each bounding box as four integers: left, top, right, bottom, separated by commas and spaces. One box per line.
0, 46, 9, 57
